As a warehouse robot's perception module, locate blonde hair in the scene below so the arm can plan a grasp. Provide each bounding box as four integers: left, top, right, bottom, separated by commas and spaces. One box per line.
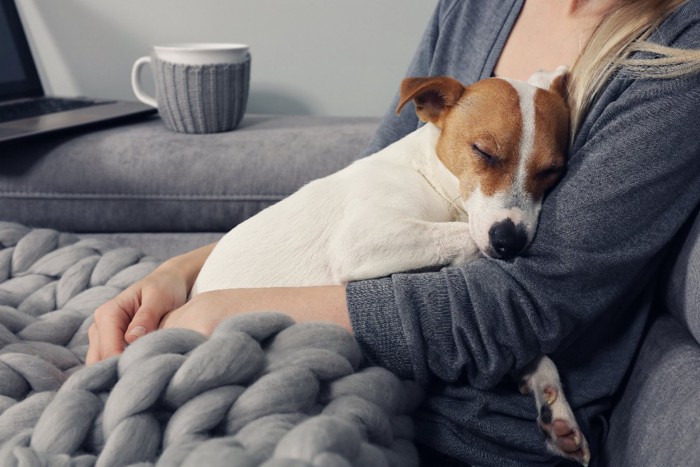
569, 0, 700, 141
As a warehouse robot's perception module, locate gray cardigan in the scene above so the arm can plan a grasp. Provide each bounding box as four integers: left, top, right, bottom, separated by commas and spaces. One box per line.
345, 1, 700, 465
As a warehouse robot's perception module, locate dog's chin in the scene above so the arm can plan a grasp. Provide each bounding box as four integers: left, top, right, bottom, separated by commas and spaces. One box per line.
482, 247, 504, 261
481, 245, 528, 262
475, 243, 499, 261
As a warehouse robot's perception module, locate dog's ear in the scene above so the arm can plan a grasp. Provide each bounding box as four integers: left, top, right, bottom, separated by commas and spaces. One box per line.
396, 76, 465, 126
527, 65, 570, 104
549, 68, 570, 104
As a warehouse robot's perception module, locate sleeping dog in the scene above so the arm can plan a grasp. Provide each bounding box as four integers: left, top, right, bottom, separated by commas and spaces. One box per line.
192, 67, 589, 465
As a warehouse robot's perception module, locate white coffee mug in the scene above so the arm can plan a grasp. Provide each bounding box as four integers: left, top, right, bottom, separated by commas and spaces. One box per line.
130, 43, 251, 133
131, 43, 249, 108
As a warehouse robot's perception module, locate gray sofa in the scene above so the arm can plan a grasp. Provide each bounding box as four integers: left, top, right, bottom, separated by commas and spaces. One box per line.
1, 115, 698, 466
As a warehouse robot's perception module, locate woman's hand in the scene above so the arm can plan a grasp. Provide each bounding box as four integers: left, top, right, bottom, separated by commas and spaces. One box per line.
86, 243, 216, 365
86, 264, 189, 364
159, 286, 351, 336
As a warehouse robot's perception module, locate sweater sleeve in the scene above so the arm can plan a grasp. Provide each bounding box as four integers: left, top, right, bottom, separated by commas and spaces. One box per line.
347, 61, 700, 388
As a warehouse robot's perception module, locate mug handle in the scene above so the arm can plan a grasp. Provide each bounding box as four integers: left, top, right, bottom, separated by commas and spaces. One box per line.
131, 56, 158, 108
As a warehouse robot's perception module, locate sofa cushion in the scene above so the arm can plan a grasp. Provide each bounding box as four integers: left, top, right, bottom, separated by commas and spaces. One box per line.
605, 314, 700, 466
664, 208, 700, 344
0, 115, 379, 233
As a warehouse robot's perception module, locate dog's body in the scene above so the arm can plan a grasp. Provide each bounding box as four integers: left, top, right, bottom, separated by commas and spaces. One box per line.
192, 122, 476, 292
192, 68, 589, 464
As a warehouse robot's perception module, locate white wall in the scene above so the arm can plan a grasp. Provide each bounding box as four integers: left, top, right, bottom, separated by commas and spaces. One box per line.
15, 0, 438, 117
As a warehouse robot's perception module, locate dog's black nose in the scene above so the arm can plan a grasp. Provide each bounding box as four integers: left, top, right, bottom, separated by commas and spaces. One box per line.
488, 219, 528, 260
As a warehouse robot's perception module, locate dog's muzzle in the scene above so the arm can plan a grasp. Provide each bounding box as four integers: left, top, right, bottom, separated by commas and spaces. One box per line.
488, 219, 528, 260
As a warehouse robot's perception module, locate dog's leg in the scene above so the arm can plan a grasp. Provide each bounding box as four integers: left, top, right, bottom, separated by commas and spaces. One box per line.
332, 219, 479, 283
519, 355, 591, 466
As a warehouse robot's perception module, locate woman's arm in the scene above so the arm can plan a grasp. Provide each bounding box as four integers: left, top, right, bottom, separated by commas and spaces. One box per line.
88, 245, 352, 364
158, 286, 350, 335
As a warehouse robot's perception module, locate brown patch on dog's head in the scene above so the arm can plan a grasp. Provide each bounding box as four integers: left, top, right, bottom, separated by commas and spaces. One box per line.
434, 78, 524, 198
525, 87, 569, 200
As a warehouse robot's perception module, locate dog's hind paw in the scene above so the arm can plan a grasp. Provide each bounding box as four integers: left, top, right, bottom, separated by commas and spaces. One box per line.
536, 385, 591, 466
518, 356, 590, 466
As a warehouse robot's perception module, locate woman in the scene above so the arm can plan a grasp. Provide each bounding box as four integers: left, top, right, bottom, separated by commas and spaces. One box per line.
87, 1, 700, 465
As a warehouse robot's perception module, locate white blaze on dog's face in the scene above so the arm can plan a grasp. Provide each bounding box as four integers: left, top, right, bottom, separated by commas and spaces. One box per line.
397, 68, 570, 260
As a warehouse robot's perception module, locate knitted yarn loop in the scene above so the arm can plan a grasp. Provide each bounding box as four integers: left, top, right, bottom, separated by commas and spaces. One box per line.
0, 222, 423, 466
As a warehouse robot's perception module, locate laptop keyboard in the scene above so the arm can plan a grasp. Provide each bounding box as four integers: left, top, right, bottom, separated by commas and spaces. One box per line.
0, 97, 110, 124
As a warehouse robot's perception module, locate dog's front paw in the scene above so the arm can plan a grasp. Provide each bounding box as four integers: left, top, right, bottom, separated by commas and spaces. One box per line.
447, 233, 480, 267
449, 246, 480, 267
523, 384, 591, 466
435, 221, 480, 267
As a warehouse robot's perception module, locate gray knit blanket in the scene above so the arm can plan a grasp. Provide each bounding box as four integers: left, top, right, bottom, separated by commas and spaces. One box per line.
0, 222, 423, 467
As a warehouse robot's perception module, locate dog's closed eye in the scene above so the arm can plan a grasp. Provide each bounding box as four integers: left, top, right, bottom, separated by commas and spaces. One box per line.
472, 143, 499, 166
536, 166, 564, 180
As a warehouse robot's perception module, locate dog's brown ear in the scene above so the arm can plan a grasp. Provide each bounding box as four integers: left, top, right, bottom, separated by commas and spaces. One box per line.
396, 76, 465, 126
527, 66, 570, 105
549, 70, 570, 104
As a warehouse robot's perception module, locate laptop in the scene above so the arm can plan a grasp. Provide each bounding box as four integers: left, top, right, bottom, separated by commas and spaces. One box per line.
0, 0, 156, 143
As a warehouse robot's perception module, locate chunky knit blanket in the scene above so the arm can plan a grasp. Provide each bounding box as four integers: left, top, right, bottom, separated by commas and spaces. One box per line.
0, 223, 423, 466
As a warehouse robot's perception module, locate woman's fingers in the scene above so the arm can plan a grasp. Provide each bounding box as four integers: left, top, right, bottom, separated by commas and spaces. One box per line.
90, 292, 136, 363
85, 323, 100, 365
125, 287, 175, 343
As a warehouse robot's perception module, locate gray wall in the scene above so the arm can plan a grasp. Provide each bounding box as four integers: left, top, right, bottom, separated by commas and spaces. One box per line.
16, 0, 438, 117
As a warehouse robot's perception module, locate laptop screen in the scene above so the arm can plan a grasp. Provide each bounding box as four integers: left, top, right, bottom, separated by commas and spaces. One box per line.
0, 0, 43, 101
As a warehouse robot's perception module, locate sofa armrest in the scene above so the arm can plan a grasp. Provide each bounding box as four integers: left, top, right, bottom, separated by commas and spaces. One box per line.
605, 314, 700, 466
664, 207, 700, 344
0, 115, 379, 233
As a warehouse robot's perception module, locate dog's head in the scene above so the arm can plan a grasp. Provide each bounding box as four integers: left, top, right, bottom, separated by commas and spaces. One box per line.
396, 67, 570, 260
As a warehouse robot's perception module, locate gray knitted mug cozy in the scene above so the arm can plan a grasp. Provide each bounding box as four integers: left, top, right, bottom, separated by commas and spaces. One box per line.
152, 54, 250, 134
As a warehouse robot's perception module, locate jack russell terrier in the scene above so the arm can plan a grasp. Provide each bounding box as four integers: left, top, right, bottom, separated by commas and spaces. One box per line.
192, 66, 589, 465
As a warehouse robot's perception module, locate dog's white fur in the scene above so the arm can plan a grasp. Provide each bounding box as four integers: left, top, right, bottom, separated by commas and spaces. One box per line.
192, 122, 477, 293
191, 67, 589, 464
